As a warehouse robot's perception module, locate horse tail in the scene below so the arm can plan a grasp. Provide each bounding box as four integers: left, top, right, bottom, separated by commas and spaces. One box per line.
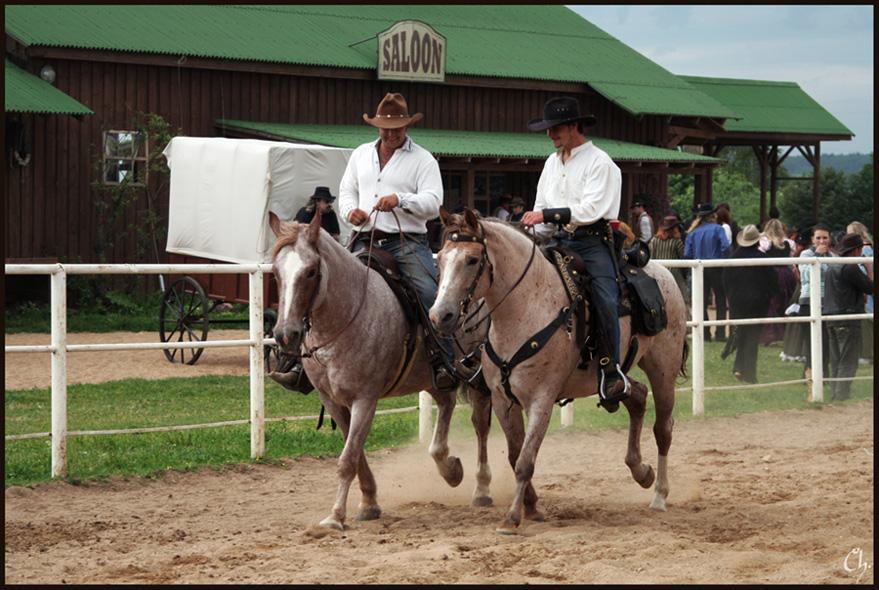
678, 338, 690, 380
457, 381, 471, 405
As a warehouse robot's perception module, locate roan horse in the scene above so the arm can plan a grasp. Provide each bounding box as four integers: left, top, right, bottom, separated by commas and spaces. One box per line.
430, 208, 688, 535
268, 211, 493, 531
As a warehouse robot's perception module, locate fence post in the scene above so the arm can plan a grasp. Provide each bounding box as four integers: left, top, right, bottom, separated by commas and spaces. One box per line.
419, 390, 432, 444
808, 259, 824, 403
561, 400, 574, 426
249, 269, 266, 458
50, 266, 68, 478
692, 262, 705, 415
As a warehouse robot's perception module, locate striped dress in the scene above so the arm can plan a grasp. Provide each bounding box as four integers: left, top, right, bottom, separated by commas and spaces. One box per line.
649, 236, 689, 304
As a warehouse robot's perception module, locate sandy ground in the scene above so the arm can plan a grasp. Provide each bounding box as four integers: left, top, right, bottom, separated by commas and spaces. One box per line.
5, 331, 875, 584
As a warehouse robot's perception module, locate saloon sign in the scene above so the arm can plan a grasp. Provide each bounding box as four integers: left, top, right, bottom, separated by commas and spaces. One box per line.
377, 20, 446, 83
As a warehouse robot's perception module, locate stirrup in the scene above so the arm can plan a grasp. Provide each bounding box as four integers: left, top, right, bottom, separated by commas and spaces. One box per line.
432, 364, 459, 394
269, 361, 314, 395
597, 364, 630, 413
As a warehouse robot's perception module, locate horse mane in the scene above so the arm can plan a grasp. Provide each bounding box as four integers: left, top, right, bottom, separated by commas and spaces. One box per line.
442, 213, 539, 249
270, 222, 302, 261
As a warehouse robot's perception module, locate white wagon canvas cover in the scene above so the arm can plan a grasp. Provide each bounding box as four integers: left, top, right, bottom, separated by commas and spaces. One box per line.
164, 137, 352, 264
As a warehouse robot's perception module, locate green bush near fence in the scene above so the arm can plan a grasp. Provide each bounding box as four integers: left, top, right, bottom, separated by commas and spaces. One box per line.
4, 341, 873, 489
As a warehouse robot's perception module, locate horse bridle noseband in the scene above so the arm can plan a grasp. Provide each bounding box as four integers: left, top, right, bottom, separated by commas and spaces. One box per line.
442, 219, 539, 335
445, 224, 493, 324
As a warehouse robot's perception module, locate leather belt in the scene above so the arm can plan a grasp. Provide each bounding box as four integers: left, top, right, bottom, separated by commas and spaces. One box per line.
358, 231, 426, 245
553, 220, 609, 240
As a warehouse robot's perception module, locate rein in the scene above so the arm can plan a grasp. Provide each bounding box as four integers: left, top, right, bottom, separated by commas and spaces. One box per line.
442, 219, 540, 335
443, 217, 576, 412
296, 212, 382, 359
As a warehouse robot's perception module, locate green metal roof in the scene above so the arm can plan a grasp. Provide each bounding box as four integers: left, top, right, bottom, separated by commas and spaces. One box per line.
680, 76, 853, 137
5, 5, 736, 120
215, 120, 725, 164
4, 59, 93, 115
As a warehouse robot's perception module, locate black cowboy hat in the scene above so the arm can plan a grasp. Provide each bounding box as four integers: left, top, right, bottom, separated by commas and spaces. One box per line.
309, 186, 336, 202
527, 97, 598, 131
694, 203, 717, 217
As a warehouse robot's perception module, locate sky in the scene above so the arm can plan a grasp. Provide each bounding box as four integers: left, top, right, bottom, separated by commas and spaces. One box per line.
568, 5, 873, 155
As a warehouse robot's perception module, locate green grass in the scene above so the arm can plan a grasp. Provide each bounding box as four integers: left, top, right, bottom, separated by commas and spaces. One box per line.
5, 341, 873, 489
4, 292, 250, 334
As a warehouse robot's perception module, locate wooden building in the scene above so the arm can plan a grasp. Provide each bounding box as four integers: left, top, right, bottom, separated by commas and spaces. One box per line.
5, 5, 850, 275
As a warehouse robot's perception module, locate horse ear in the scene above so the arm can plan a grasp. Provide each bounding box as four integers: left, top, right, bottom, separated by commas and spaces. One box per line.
307, 207, 322, 245
439, 206, 451, 227
268, 211, 282, 237
463, 207, 479, 231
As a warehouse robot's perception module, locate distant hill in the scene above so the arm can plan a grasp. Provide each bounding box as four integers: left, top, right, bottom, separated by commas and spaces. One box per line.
783, 152, 871, 176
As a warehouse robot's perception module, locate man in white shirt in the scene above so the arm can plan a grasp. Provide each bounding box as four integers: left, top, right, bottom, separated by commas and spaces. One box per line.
520, 97, 629, 412
338, 92, 456, 391
631, 200, 653, 242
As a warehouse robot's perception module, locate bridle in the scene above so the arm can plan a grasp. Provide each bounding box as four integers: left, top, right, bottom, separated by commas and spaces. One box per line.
440, 217, 539, 335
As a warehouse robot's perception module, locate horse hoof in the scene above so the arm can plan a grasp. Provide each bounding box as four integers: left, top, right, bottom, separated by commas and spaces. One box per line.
649, 496, 667, 512
524, 508, 545, 522
355, 506, 382, 521
495, 520, 519, 535
470, 495, 493, 508
636, 465, 655, 489
319, 516, 345, 531
443, 457, 464, 488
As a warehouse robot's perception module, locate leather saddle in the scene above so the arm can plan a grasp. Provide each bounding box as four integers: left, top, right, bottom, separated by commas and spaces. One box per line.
543, 235, 663, 374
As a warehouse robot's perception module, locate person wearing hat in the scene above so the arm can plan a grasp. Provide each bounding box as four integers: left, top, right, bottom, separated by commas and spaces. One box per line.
519, 96, 629, 412
684, 203, 732, 342
630, 199, 653, 243
338, 92, 457, 392
823, 232, 873, 401
721, 225, 779, 383
491, 194, 513, 221
294, 186, 342, 243
648, 216, 689, 307
508, 197, 526, 223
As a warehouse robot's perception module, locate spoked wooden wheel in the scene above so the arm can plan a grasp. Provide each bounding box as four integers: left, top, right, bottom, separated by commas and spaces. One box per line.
160, 276, 209, 365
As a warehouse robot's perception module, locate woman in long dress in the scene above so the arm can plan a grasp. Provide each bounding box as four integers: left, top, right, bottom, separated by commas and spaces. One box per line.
760, 219, 797, 346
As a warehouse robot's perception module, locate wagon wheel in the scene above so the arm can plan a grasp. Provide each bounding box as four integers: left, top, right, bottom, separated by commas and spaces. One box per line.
263, 309, 281, 373
159, 276, 209, 365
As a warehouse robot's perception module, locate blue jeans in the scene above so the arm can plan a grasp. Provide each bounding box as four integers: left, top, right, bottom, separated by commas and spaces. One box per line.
353, 234, 453, 360
553, 236, 621, 367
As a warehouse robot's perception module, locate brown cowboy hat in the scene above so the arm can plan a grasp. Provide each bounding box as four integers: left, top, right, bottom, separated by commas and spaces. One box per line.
659, 216, 681, 231
363, 93, 423, 129
834, 232, 864, 255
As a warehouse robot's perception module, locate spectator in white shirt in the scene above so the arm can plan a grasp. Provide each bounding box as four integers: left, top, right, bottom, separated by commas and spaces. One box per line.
630, 199, 653, 242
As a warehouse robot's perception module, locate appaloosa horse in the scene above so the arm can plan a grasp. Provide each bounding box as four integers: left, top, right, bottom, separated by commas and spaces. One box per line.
268, 211, 492, 531
430, 208, 688, 534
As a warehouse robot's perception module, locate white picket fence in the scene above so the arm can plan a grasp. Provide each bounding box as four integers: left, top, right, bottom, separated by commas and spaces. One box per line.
4, 256, 873, 478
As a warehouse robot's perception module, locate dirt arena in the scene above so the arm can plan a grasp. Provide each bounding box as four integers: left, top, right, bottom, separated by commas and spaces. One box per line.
5, 331, 875, 584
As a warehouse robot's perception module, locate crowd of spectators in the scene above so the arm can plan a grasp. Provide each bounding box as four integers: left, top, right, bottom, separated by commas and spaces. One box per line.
647, 203, 873, 397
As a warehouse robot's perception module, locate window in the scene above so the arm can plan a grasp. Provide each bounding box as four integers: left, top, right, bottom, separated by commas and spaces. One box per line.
103, 130, 148, 185
474, 171, 505, 217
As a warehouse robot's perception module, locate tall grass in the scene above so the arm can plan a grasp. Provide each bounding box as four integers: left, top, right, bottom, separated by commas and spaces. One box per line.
5, 341, 873, 489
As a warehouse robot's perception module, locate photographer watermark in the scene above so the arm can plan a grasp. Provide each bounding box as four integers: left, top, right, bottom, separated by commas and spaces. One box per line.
843, 547, 872, 583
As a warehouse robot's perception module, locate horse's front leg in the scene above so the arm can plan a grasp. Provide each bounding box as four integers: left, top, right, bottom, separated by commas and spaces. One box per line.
494, 394, 552, 535
621, 380, 656, 489
469, 387, 493, 507
318, 394, 379, 530
427, 388, 464, 487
